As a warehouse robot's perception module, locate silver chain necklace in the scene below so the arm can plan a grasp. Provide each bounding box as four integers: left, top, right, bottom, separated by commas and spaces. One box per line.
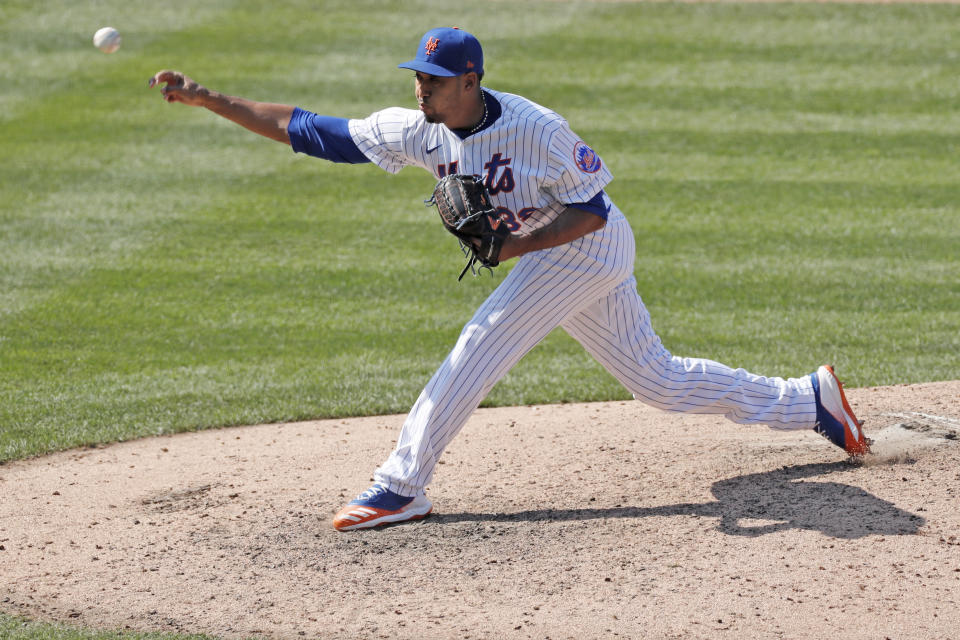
468, 93, 488, 134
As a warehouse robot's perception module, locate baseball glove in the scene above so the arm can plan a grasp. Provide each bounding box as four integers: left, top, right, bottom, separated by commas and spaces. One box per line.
427, 174, 510, 280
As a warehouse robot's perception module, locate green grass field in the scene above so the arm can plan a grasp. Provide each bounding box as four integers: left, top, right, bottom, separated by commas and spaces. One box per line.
2, 1, 959, 637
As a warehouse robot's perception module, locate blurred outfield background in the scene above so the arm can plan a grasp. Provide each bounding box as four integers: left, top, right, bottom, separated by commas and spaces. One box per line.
2, 0, 959, 637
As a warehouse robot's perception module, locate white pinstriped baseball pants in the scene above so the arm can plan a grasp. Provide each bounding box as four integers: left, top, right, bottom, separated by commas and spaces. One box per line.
375, 212, 817, 496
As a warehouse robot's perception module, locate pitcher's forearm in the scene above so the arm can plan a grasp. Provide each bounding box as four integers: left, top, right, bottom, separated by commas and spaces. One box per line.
201, 91, 294, 145
499, 207, 605, 261
149, 70, 293, 145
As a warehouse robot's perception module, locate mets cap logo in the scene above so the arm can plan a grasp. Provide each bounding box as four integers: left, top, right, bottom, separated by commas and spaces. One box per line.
574, 141, 601, 174
425, 37, 440, 56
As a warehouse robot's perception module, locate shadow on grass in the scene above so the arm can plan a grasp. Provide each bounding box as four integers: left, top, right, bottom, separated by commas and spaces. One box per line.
430, 461, 924, 539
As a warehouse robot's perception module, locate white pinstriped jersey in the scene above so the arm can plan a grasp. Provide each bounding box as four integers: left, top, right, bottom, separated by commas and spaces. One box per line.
342, 87, 822, 501
348, 89, 621, 237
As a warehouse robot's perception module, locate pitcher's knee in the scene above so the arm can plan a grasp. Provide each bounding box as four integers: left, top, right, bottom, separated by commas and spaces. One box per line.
626, 353, 686, 409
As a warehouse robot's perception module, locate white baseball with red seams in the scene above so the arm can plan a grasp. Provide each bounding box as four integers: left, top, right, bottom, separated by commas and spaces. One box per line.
93, 27, 121, 54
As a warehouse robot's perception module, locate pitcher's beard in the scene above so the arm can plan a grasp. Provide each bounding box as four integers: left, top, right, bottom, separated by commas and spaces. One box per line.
419, 101, 440, 124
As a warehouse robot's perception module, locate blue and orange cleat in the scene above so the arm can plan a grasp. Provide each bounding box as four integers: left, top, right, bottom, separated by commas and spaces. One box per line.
333, 483, 433, 531
811, 365, 870, 456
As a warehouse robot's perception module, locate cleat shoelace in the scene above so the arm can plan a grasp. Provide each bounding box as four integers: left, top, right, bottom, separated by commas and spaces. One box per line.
356, 485, 388, 502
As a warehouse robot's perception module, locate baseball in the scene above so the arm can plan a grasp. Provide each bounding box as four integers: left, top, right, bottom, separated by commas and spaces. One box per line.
93, 27, 121, 54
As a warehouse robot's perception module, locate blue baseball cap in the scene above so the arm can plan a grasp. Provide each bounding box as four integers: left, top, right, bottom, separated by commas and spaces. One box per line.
398, 27, 484, 77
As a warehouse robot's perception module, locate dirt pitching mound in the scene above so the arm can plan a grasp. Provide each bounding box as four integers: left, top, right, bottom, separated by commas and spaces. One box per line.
2, 381, 959, 639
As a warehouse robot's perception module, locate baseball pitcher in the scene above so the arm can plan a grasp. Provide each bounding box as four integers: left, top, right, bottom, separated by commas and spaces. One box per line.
150, 27, 869, 532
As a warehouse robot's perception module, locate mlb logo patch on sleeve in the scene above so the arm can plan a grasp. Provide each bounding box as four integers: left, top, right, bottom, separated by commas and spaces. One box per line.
574, 141, 602, 173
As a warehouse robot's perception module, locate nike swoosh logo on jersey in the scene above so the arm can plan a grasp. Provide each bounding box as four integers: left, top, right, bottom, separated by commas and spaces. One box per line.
426, 144, 442, 154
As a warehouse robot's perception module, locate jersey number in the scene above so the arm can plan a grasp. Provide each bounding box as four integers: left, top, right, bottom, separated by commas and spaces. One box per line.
493, 206, 538, 232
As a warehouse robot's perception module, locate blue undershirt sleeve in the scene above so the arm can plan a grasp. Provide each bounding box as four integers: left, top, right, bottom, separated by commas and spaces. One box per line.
287, 107, 370, 164
566, 190, 610, 221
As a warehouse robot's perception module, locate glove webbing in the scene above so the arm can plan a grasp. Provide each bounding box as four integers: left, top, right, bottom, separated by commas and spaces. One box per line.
457, 240, 494, 281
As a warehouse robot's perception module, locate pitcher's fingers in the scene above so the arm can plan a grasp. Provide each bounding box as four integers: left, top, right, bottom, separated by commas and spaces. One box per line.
148, 70, 182, 89
162, 86, 185, 103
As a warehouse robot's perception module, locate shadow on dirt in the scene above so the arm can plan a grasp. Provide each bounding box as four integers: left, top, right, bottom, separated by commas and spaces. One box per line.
432, 461, 925, 539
